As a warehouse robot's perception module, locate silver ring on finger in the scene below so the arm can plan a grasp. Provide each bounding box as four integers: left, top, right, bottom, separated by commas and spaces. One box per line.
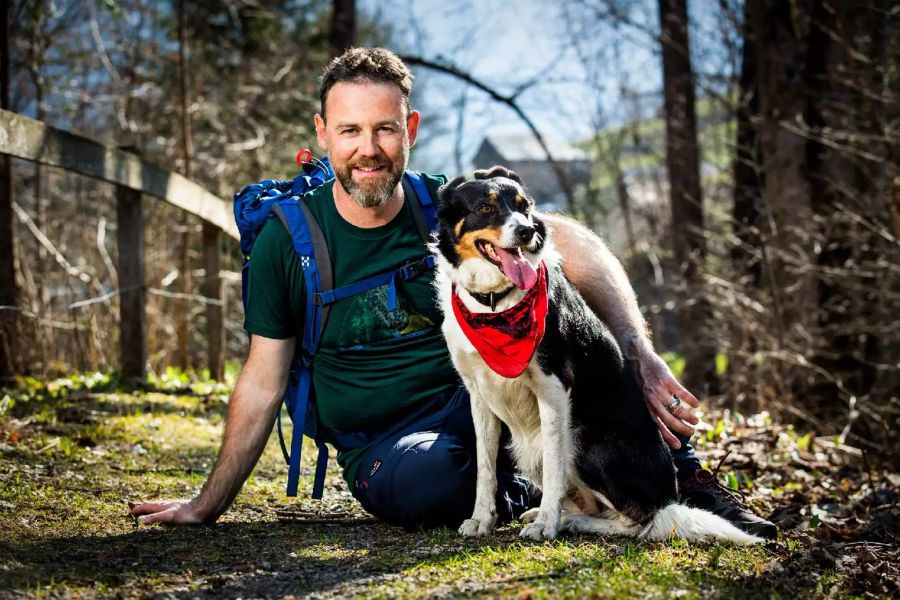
666, 394, 681, 413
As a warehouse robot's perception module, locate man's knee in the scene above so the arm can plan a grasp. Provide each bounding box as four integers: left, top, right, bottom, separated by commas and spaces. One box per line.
360, 431, 476, 531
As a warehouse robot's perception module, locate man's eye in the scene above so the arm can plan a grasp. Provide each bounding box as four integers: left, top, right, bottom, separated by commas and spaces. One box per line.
478, 205, 494, 214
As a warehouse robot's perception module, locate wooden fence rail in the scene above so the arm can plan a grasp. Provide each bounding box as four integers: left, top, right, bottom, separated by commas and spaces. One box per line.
0, 109, 238, 379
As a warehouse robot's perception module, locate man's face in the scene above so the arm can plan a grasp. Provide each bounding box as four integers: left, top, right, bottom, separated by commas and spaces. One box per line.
315, 81, 420, 208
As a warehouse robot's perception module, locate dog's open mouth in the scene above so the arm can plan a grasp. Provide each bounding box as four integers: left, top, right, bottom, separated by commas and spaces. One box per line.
475, 240, 538, 290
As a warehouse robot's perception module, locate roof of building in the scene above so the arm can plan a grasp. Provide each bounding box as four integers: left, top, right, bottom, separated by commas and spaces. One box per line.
478, 131, 589, 162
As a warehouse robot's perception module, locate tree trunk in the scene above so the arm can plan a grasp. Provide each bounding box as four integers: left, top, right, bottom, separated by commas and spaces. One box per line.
750, 0, 817, 349
865, 0, 899, 418
32, 52, 48, 376
658, 0, 716, 391
745, 0, 898, 457
804, 0, 898, 441
0, 0, 16, 380
731, 0, 763, 288
330, 0, 356, 58
175, 0, 193, 371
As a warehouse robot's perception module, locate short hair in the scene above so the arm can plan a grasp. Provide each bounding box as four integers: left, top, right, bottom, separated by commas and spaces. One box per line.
319, 47, 414, 120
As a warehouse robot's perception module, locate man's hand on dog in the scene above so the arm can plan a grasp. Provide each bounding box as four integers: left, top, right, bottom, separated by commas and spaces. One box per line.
634, 351, 700, 449
129, 499, 207, 526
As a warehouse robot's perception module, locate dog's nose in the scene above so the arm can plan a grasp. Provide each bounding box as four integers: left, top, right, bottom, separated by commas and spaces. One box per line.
515, 224, 535, 243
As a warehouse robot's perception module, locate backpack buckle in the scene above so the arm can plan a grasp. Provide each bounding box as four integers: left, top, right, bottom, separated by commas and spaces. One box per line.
313, 292, 324, 306
401, 259, 423, 280
400, 255, 435, 281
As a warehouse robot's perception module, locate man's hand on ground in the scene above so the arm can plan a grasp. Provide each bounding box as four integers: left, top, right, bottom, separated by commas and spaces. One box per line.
633, 351, 700, 449
130, 499, 208, 525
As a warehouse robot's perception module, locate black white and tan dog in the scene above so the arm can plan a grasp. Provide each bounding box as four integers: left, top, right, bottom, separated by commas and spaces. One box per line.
432, 166, 761, 544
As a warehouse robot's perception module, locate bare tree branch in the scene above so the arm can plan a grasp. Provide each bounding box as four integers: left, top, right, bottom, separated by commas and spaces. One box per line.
13, 201, 96, 287
399, 54, 577, 212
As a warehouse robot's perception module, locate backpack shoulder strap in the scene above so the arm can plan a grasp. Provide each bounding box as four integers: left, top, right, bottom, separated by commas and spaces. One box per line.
270, 195, 334, 500
402, 171, 438, 243
270, 195, 334, 352
297, 199, 334, 338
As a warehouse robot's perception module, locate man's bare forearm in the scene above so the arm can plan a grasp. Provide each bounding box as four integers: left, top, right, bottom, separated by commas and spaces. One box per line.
541, 213, 653, 359
192, 337, 292, 521
539, 213, 700, 445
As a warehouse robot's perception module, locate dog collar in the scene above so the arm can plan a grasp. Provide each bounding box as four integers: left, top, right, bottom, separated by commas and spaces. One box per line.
467, 286, 516, 311
451, 262, 549, 379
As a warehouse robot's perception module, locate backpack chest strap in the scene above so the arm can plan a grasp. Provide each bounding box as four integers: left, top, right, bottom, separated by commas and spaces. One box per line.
313, 254, 437, 309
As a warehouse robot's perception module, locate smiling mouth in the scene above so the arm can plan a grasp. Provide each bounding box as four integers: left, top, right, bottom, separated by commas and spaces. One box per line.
475, 239, 505, 267
475, 240, 539, 291
353, 164, 386, 175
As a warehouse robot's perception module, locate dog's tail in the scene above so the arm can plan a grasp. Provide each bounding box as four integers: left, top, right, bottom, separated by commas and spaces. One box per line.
638, 504, 763, 544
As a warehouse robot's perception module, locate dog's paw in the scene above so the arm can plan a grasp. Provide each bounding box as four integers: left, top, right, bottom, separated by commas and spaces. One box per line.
459, 517, 495, 537
520, 518, 560, 541
519, 508, 540, 524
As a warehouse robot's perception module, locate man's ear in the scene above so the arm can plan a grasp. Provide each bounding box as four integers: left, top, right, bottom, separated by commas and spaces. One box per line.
406, 110, 420, 146
314, 114, 327, 151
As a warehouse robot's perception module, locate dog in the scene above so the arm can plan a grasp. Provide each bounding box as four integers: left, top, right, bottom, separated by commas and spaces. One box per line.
432, 166, 761, 544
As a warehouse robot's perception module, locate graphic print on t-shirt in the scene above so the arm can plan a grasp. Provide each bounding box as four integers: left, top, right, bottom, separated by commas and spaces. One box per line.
330, 284, 435, 350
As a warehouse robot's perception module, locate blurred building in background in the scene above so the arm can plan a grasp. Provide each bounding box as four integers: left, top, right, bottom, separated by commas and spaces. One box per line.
471, 131, 592, 211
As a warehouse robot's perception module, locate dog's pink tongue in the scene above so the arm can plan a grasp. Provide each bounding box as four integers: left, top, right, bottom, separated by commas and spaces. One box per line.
496, 247, 538, 290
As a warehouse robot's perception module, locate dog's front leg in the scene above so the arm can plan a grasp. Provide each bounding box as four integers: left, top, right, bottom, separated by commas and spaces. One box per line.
520, 377, 571, 541
459, 387, 501, 537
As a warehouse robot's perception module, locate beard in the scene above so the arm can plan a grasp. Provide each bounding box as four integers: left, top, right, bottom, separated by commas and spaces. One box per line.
334, 146, 408, 209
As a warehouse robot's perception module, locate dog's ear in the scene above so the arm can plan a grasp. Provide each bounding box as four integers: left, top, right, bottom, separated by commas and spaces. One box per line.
474, 165, 522, 183
438, 174, 467, 201
437, 175, 468, 224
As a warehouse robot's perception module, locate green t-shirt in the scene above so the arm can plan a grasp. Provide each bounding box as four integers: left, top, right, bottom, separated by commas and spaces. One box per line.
243, 176, 459, 486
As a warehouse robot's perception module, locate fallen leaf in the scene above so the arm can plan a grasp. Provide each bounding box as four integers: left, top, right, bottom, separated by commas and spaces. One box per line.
517, 587, 535, 600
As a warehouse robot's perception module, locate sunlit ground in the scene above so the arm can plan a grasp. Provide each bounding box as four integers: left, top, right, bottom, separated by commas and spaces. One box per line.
0, 372, 896, 599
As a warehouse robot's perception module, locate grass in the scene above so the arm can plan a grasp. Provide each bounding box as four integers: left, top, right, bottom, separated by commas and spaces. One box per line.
0, 372, 894, 598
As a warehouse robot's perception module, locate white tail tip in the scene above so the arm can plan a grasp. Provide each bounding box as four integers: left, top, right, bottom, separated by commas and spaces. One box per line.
640, 504, 764, 544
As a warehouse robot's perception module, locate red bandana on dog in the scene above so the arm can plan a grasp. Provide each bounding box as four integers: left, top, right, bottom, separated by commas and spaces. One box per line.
452, 262, 549, 378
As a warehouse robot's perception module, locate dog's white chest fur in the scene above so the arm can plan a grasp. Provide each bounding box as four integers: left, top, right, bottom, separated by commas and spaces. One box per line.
436, 269, 572, 487
452, 341, 547, 482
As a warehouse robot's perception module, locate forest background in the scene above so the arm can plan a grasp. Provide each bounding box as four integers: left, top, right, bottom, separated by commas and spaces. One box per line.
1, 0, 895, 464
0, 1, 897, 597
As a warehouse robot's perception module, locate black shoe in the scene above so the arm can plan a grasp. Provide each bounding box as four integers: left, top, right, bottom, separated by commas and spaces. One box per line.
679, 468, 778, 540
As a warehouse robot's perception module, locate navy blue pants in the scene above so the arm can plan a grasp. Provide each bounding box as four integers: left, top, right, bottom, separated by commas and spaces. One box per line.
347, 386, 700, 531
349, 386, 535, 531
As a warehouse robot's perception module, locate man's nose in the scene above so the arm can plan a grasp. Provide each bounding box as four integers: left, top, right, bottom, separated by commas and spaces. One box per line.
515, 224, 535, 243
359, 132, 380, 157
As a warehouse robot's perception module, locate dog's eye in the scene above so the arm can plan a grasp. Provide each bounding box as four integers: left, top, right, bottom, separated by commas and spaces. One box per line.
478, 205, 495, 214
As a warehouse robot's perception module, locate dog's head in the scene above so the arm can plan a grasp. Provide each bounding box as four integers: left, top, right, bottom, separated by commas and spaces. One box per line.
435, 165, 546, 293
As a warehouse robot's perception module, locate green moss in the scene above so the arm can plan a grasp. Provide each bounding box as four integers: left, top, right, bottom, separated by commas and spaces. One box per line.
0, 373, 885, 599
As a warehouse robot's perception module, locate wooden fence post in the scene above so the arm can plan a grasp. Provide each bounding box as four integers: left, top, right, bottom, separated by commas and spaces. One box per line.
116, 185, 146, 380
202, 222, 223, 380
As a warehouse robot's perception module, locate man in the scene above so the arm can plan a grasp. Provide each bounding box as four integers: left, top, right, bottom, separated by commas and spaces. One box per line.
132, 48, 775, 538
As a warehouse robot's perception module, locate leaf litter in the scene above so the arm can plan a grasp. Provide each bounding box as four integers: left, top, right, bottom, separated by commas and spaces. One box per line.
0, 377, 896, 598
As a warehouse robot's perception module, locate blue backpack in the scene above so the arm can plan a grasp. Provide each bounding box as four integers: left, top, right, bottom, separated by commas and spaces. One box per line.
233, 155, 439, 499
